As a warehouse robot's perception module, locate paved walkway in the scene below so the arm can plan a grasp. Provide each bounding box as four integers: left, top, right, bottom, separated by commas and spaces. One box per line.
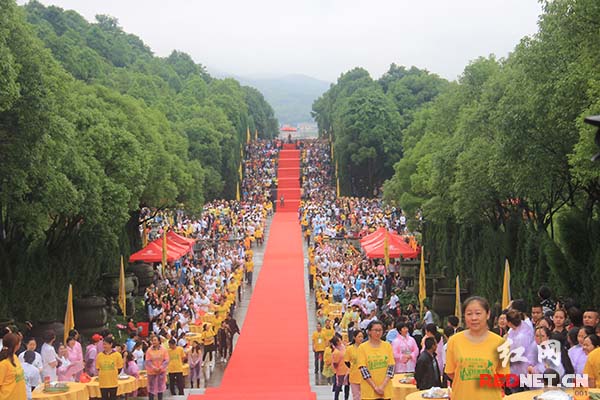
304, 240, 336, 400
138, 215, 274, 399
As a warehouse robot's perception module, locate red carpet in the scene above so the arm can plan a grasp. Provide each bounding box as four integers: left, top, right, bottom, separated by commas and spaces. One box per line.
277, 148, 301, 211
191, 149, 315, 400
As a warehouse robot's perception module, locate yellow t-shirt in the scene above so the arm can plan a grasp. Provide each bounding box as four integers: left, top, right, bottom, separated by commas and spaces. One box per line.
0, 357, 26, 400
96, 351, 124, 389
322, 327, 335, 342
344, 344, 362, 384
245, 260, 254, 272
584, 347, 600, 388
312, 330, 327, 352
202, 327, 216, 346
332, 348, 349, 376
167, 346, 185, 373
357, 341, 395, 400
444, 331, 509, 400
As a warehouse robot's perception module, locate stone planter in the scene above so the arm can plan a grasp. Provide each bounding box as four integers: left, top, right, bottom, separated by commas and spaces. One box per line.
432, 288, 469, 318
128, 262, 154, 294
101, 273, 138, 297
32, 320, 65, 344
74, 296, 107, 337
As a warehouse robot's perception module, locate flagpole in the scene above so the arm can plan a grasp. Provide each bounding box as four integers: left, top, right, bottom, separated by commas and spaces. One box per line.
64, 284, 74, 344
502, 259, 511, 309
419, 246, 426, 319
119, 256, 126, 317
455, 275, 462, 326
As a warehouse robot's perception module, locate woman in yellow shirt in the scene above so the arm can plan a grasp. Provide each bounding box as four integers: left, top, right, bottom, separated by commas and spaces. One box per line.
0, 333, 26, 400
344, 330, 364, 400
95, 337, 124, 400
445, 296, 509, 400
202, 323, 217, 371
357, 321, 395, 400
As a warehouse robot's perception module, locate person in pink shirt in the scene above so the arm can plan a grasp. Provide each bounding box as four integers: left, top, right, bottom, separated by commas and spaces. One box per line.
392, 322, 419, 373
66, 334, 83, 380
57, 344, 81, 381
145, 335, 169, 400
85, 334, 101, 376
123, 351, 140, 396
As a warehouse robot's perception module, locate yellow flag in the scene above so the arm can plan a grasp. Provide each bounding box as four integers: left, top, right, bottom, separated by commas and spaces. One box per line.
331, 141, 334, 160
246, 127, 251, 144
255, 129, 258, 141
64, 284, 74, 344
119, 256, 127, 316
162, 229, 168, 271
142, 221, 148, 248
419, 246, 426, 318
384, 233, 390, 267
335, 160, 339, 178
455, 275, 462, 326
336, 177, 340, 197
240, 146, 243, 158
502, 259, 511, 310
236, 182, 240, 201
239, 163, 243, 181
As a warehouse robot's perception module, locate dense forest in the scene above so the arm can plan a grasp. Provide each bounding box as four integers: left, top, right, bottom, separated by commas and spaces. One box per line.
314, 0, 600, 308
0, 0, 278, 321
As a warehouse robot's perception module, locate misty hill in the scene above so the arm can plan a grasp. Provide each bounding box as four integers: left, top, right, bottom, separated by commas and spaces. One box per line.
213, 72, 331, 125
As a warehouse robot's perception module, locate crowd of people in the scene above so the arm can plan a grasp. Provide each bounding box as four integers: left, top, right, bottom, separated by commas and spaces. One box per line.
301, 138, 600, 400
0, 139, 285, 400
4, 138, 600, 400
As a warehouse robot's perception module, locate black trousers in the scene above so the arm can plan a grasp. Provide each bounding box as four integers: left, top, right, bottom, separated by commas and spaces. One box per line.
314, 351, 324, 373
169, 372, 185, 395
100, 387, 117, 400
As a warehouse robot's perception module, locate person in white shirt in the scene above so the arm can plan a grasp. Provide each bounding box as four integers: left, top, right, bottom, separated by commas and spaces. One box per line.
387, 292, 399, 311
22, 350, 41, 400
364, 295, 378, 315
422, 304, 434, 325
41, 331, 59, 381
132, 342, 145, 371
18, 338, 43, 373
359, 310, 378, 330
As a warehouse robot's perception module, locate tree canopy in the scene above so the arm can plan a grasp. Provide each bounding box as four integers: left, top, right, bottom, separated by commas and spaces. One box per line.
380, 0, 600, 306
0, 0, 278, 320
313, 0, 600, 307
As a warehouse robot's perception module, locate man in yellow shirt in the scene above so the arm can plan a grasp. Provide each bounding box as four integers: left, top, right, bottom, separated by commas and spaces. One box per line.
245, 256, 254, 286
312, 323, 327, 374
95, 337, 124, 400
322, 319, 335, 342
309, 262, 316, 291
167, 340, 186, 396
584, 346, 600, 388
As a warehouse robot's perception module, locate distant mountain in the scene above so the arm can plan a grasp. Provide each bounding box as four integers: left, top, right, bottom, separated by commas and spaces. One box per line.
210, 70, 331, 125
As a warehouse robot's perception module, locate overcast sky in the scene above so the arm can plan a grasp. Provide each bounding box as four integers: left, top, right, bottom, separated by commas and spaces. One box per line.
25, 0, 543, 83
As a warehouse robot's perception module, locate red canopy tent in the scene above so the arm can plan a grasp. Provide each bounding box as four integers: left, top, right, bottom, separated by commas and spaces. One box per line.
363, 239, 419, 259
360, 227, 404, 247
360, 228, 419, 259
129, 236, 191, 263
167, 231, 195, 250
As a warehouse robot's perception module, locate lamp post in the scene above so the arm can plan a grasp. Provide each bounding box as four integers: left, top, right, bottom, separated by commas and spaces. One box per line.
584, 115, 600, 162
